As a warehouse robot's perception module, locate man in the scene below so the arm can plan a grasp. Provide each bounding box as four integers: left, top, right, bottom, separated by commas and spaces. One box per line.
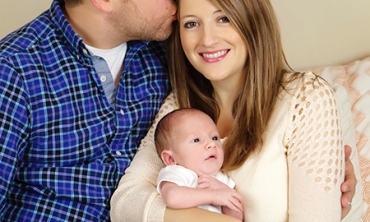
0, 0, 175, 220
0, 0, 356, 221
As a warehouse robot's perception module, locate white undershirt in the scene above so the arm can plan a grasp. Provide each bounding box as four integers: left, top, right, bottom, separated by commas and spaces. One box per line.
85, 43, 127, 83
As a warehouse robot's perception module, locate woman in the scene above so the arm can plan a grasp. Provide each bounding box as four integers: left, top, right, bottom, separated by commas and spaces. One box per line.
110, 0, 362, 221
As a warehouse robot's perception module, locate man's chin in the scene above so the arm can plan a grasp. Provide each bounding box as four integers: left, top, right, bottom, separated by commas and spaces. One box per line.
149, 27, 173, 41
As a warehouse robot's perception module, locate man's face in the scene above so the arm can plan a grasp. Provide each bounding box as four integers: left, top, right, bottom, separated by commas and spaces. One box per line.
110, 0, 177, 41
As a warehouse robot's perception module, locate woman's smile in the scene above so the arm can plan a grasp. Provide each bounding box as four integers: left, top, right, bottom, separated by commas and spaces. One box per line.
199, 49, 229, 62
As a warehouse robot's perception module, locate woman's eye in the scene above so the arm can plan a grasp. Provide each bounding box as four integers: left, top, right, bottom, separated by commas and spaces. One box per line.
192, 138, 200, 143
184, 21, 198, 28
212, 136, 219, 141
219, 16, 230, 23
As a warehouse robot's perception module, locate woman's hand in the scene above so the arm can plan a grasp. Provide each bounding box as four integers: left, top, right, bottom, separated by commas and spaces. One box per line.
341, 145, 357, 219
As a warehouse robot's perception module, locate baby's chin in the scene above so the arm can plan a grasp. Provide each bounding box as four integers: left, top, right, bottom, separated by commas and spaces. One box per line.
196, 168, 221, 177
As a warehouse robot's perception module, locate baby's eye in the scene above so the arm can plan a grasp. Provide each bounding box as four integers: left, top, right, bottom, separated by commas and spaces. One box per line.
212, 136, 219, 141
184, 21, 198, 28
219, 16, 230, 23
192, 138, 200, 143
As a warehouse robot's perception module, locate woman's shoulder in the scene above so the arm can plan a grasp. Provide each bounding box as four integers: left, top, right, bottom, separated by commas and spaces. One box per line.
150, 91, 180, 130
157, 91, 179, 115
279, 71, 336, 120
162, 91, 178, 106
284, 71, 333, 96
285, 71, 321, 83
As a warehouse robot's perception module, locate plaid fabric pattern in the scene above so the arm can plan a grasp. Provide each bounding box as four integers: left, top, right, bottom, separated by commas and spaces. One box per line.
0, 1, 170, 221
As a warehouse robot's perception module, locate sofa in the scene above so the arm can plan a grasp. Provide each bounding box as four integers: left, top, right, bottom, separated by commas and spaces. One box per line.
312, 56, 370, 221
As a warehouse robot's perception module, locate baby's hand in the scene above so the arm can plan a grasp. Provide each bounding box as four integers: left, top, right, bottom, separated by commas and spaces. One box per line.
211, 188, 243, 213
198, 175, 229, 190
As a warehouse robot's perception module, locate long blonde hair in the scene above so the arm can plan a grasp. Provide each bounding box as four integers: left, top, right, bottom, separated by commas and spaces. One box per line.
167, 0, 295, 172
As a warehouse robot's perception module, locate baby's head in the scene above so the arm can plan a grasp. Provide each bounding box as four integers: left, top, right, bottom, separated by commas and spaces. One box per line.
155, 108, 224, 176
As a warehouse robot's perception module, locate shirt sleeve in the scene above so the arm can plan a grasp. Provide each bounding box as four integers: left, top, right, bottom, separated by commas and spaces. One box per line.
157, 165, 198, 195
285, 73, 344, 221
110, 92, 179, 222
0, 59, 29, 211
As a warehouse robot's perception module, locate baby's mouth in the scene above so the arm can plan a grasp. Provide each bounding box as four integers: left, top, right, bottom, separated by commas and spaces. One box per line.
206, 155, 216, 160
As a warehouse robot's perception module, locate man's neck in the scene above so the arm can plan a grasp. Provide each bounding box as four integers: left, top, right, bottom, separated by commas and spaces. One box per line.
62, 2, 127, 49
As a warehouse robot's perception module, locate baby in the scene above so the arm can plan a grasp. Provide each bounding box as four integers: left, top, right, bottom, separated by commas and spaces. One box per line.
155, 108, 243, 221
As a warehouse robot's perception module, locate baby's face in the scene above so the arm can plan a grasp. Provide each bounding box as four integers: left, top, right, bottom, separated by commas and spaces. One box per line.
170, 111, 224, 176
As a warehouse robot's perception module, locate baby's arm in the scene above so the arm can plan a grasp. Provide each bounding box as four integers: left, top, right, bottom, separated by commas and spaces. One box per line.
197, 175, 244, 221
198, 174, 230, 190
160, 181, 243, 213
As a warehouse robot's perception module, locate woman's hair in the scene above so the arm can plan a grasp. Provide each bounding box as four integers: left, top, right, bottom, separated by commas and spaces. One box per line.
167, 0, 296, 172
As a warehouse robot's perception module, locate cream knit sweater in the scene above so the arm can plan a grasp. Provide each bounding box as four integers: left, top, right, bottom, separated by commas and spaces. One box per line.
110, 72, 363, 222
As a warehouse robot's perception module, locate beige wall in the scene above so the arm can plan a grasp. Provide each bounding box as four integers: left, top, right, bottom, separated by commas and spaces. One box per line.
271, 0, 370, 70
1, 0, 370, 70
0, 1, 50, 38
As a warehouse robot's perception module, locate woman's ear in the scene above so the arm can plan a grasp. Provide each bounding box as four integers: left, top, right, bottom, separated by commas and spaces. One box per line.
161, 150, 176, 166
89, 0, 113, 13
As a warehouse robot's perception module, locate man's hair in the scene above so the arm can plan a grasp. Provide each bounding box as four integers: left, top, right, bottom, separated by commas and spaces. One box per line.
154, 108, 198, 158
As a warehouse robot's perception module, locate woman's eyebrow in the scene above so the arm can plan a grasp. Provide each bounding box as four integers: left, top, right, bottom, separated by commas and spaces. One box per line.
179, 9, 223, 20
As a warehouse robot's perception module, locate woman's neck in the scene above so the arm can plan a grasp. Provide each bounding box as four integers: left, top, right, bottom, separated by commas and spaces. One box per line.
212, 77, 241, 113
213, 85, 239, 138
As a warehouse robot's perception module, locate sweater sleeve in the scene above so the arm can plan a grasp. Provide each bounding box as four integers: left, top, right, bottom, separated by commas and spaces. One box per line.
285, 73, 344, 222
110, 93, 178, 222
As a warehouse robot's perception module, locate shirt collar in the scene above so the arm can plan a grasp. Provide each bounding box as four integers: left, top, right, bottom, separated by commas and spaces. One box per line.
49, 0, 86, 55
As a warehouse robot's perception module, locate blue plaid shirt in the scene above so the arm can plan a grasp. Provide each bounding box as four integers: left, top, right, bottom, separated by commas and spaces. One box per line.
0, 1, 170, 221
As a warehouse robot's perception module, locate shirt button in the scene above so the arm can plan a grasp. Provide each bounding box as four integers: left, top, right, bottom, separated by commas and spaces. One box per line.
76, 55, 80, 60
100, 75, 107, 82
82, 49, 88, 54
120, 109, 125, 115
116, 151, 122, 156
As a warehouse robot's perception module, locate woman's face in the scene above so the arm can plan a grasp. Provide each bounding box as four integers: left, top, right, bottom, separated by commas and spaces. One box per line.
178, 0, 247, 85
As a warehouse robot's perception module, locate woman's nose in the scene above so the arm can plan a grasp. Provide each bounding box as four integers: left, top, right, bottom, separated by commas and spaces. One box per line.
201, 26, 219, 47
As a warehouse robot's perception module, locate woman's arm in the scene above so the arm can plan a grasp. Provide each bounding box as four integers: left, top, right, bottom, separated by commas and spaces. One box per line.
110, 93, 240, 222
285, 74, 343, 222
164, 208, 241, 222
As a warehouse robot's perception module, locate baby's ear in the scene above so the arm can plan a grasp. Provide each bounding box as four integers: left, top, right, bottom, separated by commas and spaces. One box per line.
161, 150, 176, 166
